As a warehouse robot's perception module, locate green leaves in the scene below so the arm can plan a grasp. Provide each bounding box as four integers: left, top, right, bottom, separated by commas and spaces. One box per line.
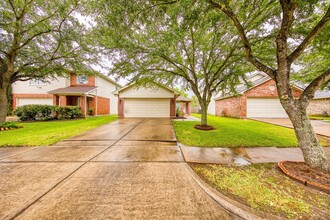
0, 0, 96, 82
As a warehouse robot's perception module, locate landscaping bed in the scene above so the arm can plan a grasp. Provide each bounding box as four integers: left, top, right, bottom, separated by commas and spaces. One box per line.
0, 122, 22, 131
191, 163, 330, 219
278, 161, 330, 193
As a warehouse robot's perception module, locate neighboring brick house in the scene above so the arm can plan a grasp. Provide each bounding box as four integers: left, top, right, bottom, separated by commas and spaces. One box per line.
12, 73, 121, 116
176, 96, 191, 115
307, 90, 330, 116
215, 73, 303, 118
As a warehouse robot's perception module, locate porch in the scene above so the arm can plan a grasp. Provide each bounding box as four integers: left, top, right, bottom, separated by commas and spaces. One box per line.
48, 86, 98, 116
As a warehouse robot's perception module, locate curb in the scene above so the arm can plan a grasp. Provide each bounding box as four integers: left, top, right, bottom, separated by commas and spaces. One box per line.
185, 164, 284, 220
278, 161, 330, 194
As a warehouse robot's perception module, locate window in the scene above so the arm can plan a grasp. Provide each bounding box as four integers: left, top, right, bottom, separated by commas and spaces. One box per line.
77, 75, 88, 84
29, 79, 47, 86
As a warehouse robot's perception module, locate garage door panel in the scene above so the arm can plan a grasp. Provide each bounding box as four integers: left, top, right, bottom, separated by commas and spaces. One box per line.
17, 98, 53, 107
247, 98, 288, 118
124, 98, 170, 118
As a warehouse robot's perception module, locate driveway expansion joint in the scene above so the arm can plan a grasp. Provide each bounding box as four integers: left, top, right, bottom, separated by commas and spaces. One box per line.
10, 119, 146, 219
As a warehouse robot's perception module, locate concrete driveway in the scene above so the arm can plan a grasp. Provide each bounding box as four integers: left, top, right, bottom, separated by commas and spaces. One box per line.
252, 118, 330, 137
0, 118, 237, 219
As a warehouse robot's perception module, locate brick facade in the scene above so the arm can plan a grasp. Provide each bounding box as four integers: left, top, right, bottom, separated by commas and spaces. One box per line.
96, 96, 110, 115
215, 79, 302, 118
178, 102, 191, 115
307, 99, 330, 115
70, 74, 96, 87
216, 96, 244, 117
170, 98, 176, 117
12, 74, 115, 117
244, 80, 302, 98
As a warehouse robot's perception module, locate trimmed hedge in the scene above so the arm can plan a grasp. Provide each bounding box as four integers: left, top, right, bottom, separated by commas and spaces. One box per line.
53, 106, 82, 119
14, 105, 82, 121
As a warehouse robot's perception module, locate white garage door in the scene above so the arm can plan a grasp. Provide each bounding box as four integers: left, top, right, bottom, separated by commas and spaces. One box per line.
17, 98, 53, 107
124, 98, 170, 118
247, 98, 288, 118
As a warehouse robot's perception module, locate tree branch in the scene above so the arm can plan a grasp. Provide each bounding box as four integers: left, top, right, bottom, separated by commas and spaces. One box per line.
208, 0, 276, 78
300, 69, 330, 105
8, 0, 18, 19
287, 6, 330, 64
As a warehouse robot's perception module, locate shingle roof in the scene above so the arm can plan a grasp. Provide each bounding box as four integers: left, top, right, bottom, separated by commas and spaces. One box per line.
236, 76, 272, 94
314, 90, 330, 99
215, 75, 272, 100
176, 96, 191, 102
48, 86, 97, 95
112, 81, 180, 95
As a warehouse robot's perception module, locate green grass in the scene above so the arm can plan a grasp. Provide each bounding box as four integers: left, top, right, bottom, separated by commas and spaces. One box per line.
0, 115, 117, 147
192, 164, 330, 219
173, 114, 300, 147
309, 115, 330, 121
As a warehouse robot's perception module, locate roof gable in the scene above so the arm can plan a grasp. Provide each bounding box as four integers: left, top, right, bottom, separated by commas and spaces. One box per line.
113, 82, 179, 98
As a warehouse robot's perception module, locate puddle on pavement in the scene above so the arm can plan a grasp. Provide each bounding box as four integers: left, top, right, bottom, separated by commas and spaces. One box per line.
180, 144, 251, 166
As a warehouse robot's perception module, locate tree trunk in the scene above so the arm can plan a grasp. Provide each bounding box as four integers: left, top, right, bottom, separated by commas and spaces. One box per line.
200, 103, 208, 126
0, 84, 9, 123
287, 105, 329, 172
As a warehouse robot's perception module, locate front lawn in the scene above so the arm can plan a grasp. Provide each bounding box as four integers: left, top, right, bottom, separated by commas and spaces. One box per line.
0, 115, 117, 147
173, 114, 301, 147
192, 163, 330, 219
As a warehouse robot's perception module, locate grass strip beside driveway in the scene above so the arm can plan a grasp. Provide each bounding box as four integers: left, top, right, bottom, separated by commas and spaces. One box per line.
309, 116, 330, 122
173, 114, 300, 148
192, 163, 330, 219
0, 115, 117, 147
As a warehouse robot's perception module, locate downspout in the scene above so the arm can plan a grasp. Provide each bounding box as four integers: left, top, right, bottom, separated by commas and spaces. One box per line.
84, 95, 87, 117
95, 77, 98, 116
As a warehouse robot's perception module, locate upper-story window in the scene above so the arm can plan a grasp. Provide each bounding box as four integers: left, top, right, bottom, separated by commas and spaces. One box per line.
29, 79, 47, 86
76, 75, 88, 84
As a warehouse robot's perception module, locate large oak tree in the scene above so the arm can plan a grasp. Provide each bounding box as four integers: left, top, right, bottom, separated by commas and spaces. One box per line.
92, 0, 251, 126
208, 0, 330, 172
0, 0, 96, 122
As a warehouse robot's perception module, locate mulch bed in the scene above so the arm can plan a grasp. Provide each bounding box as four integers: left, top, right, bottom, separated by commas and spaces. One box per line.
194, 124, 215, 130
0, 127, 21, 131
278, 161, 330, 194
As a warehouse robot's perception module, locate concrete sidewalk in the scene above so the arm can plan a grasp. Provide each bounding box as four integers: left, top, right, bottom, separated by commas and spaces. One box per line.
180, 145, 330, 165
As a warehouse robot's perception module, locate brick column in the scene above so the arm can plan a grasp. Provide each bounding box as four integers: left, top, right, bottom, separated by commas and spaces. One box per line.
186, 102, 191, 115
118, 98, 124, 117
59, 96, 67, 107
170, 98, 176, 117
80, 96, 86, 116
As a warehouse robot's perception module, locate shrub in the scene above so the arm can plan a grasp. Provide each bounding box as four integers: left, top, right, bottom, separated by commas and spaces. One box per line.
88, 107, 94, 116
53, 106, 82, 119
0, 122, 20, 129
14, 105, 54, 121
14, 105, 82, 121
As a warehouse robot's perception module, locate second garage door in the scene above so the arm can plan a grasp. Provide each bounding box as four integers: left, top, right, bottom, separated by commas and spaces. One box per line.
247, 98, 288, 118
124, 98, 170, 118
17, 98, 53, 107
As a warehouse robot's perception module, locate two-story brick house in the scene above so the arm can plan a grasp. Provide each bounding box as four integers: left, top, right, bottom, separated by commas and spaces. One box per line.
12, 73, 121, 116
